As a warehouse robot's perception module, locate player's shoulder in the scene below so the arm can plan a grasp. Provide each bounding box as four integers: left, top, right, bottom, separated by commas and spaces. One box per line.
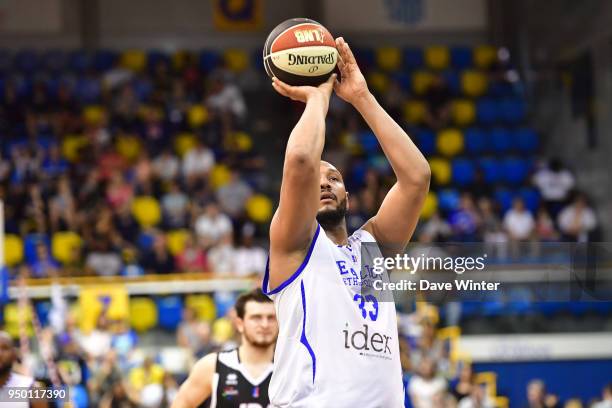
6, 372, 34, 388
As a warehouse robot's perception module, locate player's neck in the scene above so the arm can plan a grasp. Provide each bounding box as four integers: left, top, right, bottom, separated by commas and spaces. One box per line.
239, 342, 274, 366
322, 222, 348, 245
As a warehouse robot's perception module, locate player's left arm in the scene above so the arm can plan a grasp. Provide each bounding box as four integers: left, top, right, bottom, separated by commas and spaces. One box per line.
334, 37, 430, 248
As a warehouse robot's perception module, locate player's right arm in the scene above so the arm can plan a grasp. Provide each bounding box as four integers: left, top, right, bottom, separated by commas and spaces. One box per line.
267, 74, 336, 290
171, 353, 217, 408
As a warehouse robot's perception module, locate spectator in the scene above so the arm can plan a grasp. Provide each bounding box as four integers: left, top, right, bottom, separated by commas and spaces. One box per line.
80, 316, 112, 360
410, 319, 449, 374
152, 148, 180, 182
161, 181, 189, 229
503, 198, 535, 241
234, 223, 267, 277
451, 363, 476, 402
478, 197, 506, 243
111, 320, 138, 369
85, 238, 123, 277
41, 144, 69, 179
458, 384, 495, 408
592, 383, 612, 408
175, 234, 208, 272
99, 379, 139, 408
140, 234, 176, 274
30, 242, 60, 278
88, 350, 123, 407
419, 211, 452, 243
564, 400, 583, 408
49, 176, 77, 232
128, 355, 164, 393
532, 158, 575, 218
105, 170, 133, 211
535, 206, 559, 241
449, 193, 480, 241
558, 193, 597, 242
423, 75, 452, 129
177, 307, 214, 358
525, 379, 547, 408
206, 70, 247, 122
194, 201, 233, 246
182, 140, 215, 185
408, 357, 447, 408
208, 234, 237, 274
216, 168, 253, 218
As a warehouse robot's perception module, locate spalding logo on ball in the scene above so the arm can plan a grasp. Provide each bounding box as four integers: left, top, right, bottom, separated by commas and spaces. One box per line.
263, 18, 338, 86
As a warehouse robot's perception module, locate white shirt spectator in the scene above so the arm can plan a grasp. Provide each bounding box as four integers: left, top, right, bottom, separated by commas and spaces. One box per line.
182, 146, 215, 178
558, 204, 597, 242
408, 375, 447, 408
86, 251, 122, 276
194, 212, 233, 242
216, 177, 252, 216
458, 395, 496, 408
533, 168, 574, 201
153, 152, 179, 181
503, 208, 535, 240
234, 245, 267, 277
207, 83, 247, 120
208, 241, 237, 274
79, 329, 111, 359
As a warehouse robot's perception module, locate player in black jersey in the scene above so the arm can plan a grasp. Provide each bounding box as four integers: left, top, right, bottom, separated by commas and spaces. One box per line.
172, 289, 277, 408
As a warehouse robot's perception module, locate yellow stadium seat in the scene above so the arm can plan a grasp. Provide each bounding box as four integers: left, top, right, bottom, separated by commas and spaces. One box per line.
474, 45, 497, 69
4, 303, 34, 338
120, 50, 147, 72
83, 105, 106, 126
230, 131, 253, 152
185, 295, 217, 322
403, 100, 427, 124
420, 192, 438, 219
131, 196, 162, 228
425, 46, 450, 70
412, 70, 435, 95
376, 47, 402, 71
52, 231, 82, 265
188, 105, 209, 128
4, 235, 23, 266
174, 132, 198, 157
172, 50, 190, 71
212, 317, 234, 344
461, 70, 488, 97
166, 229, 190, 256
61, 134, 89, 163
116, 135, 142, 162
367, 71, 390, 94
129, 297, 158, 332
428, 157, 452, 185
437, 129, 464, 157
223, 49, 249, 72
451, 99, 476, 126
209, 164, 231, 190
246, 194, 272, 223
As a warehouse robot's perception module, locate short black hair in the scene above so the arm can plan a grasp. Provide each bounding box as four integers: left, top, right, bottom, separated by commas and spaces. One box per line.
234, 289, 272, 319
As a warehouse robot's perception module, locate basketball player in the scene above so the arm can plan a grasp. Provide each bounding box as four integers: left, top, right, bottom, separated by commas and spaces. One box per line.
264, 37, 430, 407
0, 331, 47, 408
172, 289, 278, 408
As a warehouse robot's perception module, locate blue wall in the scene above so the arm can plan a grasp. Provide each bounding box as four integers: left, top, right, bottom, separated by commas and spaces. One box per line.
474, 359, 612, 405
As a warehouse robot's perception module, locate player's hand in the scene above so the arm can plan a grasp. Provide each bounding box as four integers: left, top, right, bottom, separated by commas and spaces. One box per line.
272, 74, 336, 106
333, 37, 370, 105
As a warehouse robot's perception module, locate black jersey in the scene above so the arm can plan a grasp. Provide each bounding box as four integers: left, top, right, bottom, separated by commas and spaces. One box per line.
202, 348, 272, 408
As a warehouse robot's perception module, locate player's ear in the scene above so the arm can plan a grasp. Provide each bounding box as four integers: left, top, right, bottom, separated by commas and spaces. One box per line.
346, 191, 350, 211
235, 317, 245, 334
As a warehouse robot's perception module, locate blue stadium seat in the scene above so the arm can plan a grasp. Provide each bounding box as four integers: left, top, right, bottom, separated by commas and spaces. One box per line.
133, 78, 153, 101
500, 98, 526, 123
215, 291, 237, 318
353, 48, 375, 70
515, 127, 539, 153
358, 130, 379, 153
72, 384, 89, 408
506, 287, 533, 315
403, 47, 424, 69
199, 50, 221, 72
488, 80, 515, 97
494, 188, 513, 213
536, 301, 566, 317
450, 46, 473, 69
391, 71, 411, 93
518, 187, 540, 213
438, 188, 460, 212
460, 301, 481, 319
69, 50, 93, 72
451, 158, 475, 186
42, 50, 67, 73
147, 50, 171, 72
75, 77, 102, 103
476, 98, 499, 124
138, 232, 155, 251
490, 127, 513, 154
24, 233, 50, 265
502, 157, 529, 184
414, 128, 436, 155
93, 50, 117, 72
464, 128, 488, 154
441, 70, 461, 94
478, 157, 503, 183
15, 50, 40, 73
35, 301, 52, 327
156, 296, 184, 331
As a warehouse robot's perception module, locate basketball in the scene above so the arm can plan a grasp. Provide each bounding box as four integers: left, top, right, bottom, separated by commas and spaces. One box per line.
263, 18, 338, 86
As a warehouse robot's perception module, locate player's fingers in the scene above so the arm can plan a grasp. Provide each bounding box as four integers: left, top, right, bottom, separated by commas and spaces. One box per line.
272, 81, 290, 98
341, 40, 357, 65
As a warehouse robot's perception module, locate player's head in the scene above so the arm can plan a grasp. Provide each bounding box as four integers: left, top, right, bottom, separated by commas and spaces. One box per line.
317, 160, 349, 229
0, 331, 16, 376
234, 289, 278, 348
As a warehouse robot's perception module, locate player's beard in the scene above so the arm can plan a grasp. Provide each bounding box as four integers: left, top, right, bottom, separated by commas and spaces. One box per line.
244, 330, 275, 349
0, 361, 11, 376
316, 196, 348, 230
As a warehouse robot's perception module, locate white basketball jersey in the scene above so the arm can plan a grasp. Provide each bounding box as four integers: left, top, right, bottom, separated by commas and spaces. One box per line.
263, 225, 404, 408
0, 372, 34, 408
